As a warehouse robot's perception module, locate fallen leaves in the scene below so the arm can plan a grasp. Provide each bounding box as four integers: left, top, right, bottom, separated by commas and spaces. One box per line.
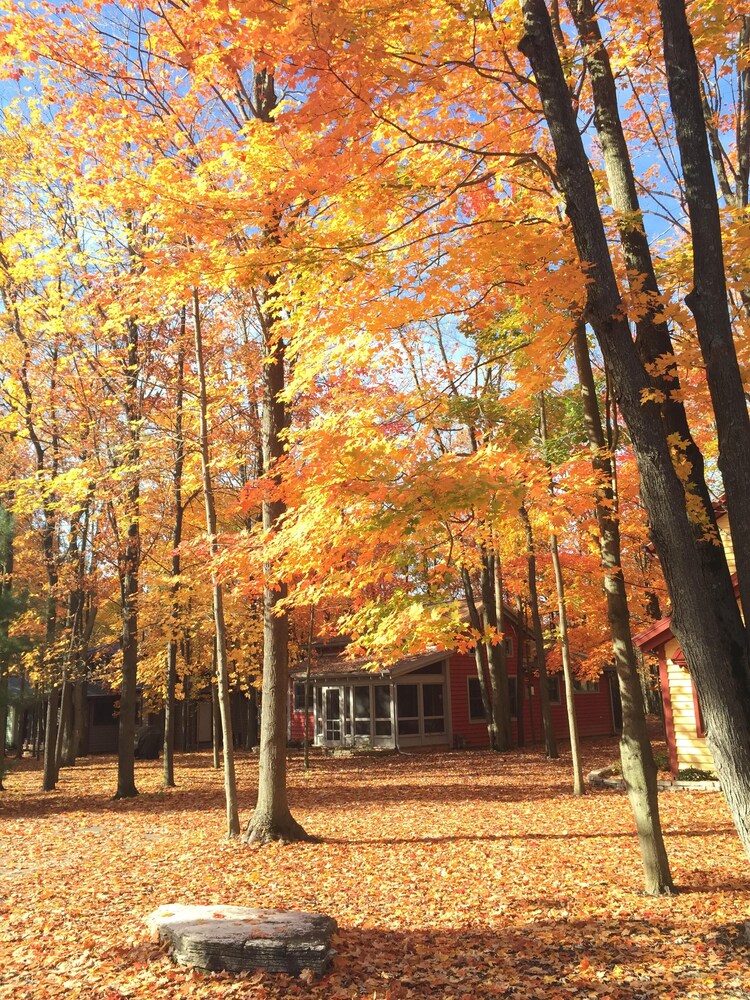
1, 737, 749, 999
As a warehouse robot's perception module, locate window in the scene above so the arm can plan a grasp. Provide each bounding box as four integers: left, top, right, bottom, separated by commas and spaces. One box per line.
467, 677, 485, 722
504, 636, 514, 658
397, 684, 420, 735
573, 679, 600, 693
293, 682, 312, 712
412, 662, 444, 675
354, 685, 371, 736
422, 683, 445, 734
547, 675, 561, 705
92, 697, 117, 727
374, 685, 392, 736
507, 676, 518, 719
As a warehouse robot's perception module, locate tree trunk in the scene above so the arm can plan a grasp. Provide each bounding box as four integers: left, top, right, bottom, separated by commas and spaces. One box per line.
538, 393, 583, 793
572, 322, 674, 894
519, 0, 750, 857
71, 678, 86, 760
303, 606, 314, 771
193, 290, 240, 837
520, 506, 558, 758
212, 679, 221, 770
0, 665, 7, 790
42, 685, 59, 791
245, 689, 258, 750
244, 69, 308, 845
115, 315, 141, 801
461, 567, 495, 748
658, 0, 750, 631
549, 533, 584, 795
55, 676, 72, 769
481, 553, 512, 750
164, 322, 186, 789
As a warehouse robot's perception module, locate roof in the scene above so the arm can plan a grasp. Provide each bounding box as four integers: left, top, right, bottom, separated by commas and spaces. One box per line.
633, 571, 739, 652
632, 616, 674, 651
291, 648, 448, 681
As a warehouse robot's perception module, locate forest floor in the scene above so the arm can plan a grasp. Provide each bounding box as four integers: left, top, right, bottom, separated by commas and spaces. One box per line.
1, 736, 749, 1000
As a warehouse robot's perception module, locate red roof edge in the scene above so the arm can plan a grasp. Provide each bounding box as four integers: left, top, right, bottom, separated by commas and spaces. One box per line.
632, 615, 674, 651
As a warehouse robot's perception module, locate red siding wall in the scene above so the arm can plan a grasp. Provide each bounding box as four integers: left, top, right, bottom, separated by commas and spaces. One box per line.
289, 695, 313, 741
288, 619, 615, 748
449, 620, 614, 747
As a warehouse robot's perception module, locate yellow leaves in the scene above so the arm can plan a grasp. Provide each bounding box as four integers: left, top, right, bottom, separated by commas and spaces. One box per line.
3, 745, 750, 999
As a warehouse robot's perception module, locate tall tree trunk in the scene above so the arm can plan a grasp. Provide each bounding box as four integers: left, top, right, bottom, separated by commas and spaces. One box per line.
539, 395, 583, 794
519, 0, 750, 856
572, 322, 673, 894
658, 0, 750, 631
520, 506, 558, 758
193, 290, 240, 837
164, 319, 186, 789
115, 307, 141, 801
244, 70, 308, 845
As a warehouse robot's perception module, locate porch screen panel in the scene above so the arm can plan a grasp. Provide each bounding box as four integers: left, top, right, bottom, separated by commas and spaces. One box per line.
422, 683, 445, 734
374, 685, 392, 736
354, 685, 371, 736
397, 684, 419, 735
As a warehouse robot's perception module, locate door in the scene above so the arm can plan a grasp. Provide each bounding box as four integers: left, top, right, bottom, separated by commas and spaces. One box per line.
323, 687, 343, 744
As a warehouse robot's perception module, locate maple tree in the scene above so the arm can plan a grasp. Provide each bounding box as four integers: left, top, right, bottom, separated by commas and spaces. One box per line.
0, 0, 748, 908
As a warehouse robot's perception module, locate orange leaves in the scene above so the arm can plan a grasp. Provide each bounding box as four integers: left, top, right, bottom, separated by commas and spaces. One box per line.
2, 743, 750, 998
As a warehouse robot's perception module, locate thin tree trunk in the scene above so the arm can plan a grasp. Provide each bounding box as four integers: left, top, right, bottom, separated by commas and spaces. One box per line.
461, 568, 495, 748
303, 605, 314, 771
520, 506, 558, 758
164, 319, 186, 789
42, 685, 59, 791
519, 0, 750, 855
193, 290, 240, 837
55, 677, 72, 769
515, 599, 526, 747
572, 322, 673, 894
481, 553, 512, 750
0, 665, 7, 790
211, 678, 221, 770
538, 394, 584, 794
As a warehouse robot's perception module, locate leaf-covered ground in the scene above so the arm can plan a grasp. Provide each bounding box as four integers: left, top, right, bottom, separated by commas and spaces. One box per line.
1, 738, 749, 999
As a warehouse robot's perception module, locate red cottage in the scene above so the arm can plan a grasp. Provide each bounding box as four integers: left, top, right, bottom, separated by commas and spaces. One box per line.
289, 611, 618, 750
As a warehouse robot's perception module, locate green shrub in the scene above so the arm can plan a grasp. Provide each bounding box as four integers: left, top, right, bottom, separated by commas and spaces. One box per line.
676, 767, 716, 782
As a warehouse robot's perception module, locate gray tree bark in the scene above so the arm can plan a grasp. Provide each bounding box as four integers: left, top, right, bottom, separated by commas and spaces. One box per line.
243, 70, 308, 845
519, 506, 558, 759
193, 290, 240, 838
519, 0, 750, 858
572, 322, 674, 894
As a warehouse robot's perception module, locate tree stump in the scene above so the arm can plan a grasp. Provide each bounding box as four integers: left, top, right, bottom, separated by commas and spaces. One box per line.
147, 904, 337, 976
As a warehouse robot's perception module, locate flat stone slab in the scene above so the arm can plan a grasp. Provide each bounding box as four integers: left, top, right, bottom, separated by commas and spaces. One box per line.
147, 904, 337, 976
